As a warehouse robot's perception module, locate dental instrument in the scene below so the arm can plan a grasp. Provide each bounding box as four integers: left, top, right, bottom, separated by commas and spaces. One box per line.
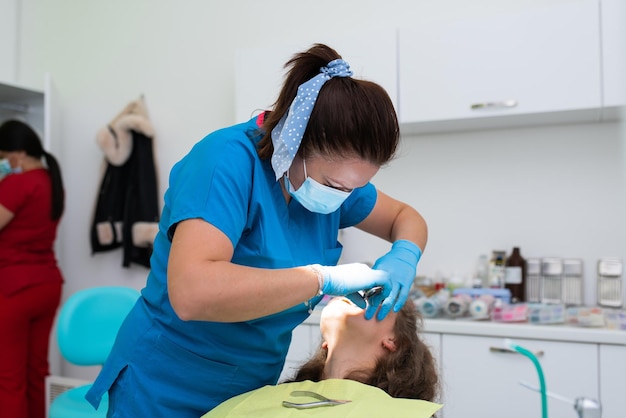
519, 381, 602, 418
282, 390, 352, 409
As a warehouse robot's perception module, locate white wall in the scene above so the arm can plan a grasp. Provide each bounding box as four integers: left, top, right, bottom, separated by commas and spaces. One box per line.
341, 121, 626, 292
14, 0, 625, 379
0, 0, 18, 82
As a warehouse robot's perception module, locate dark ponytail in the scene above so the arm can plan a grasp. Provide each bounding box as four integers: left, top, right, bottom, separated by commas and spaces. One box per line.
43, 151, 65, 220
257, 43, 399, 167
258, 43, 342, 160
0, 119, 65, 220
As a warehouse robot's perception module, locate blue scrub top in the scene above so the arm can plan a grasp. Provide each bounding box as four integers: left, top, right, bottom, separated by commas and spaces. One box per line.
86, 114, 377, 416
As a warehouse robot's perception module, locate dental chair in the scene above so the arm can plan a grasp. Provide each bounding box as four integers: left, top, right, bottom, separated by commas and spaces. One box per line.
49, 286, 140, 418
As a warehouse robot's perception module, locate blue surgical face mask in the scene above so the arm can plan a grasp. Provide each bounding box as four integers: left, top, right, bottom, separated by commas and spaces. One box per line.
285, 159, 352, 214
0, 158, 12, 179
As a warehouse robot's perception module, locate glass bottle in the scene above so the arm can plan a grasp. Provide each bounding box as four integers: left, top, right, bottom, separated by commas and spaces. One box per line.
505, 247, 526, 303
475, 254, 489, 288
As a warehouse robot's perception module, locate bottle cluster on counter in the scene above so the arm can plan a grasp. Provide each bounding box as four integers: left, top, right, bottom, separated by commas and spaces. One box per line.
410, 247, 626, 330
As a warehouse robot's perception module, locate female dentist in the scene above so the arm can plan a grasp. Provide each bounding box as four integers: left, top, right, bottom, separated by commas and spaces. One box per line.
87, 43, 427, 417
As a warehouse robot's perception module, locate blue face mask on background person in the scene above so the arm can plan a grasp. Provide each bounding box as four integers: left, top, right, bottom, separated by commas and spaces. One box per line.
285, 159, 352, 214
0, 158, 13, 180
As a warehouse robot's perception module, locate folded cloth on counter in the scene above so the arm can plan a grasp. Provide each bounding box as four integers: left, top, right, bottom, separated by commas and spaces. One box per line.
201, 379, 442, 418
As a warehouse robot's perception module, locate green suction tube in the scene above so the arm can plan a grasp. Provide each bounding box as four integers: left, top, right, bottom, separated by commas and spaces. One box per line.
505, 339, 548, 418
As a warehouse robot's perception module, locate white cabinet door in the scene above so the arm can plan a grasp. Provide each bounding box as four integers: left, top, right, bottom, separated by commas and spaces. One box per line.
421, 332, 444, 412
441, 334, 598, 418
398, 0, 602, 131
234, 30, 398, 123
279, 323, 321, 382
599, 344, 626, 418
422, 332, 441, 368
601, 0, 626, 111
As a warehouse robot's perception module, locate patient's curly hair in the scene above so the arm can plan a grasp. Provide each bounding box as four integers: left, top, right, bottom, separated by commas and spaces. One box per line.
285, 299, 440, 401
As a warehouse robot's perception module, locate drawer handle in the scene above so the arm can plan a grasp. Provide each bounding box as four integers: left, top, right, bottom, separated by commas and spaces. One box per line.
470, 100, 518, 110
489, 346, 544, 357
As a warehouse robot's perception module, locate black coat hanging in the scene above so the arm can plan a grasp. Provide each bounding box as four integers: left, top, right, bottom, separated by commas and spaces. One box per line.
90, 97, 160, 268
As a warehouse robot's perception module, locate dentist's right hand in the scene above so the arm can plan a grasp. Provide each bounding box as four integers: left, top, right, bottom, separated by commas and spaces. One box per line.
309, 263, 391, 318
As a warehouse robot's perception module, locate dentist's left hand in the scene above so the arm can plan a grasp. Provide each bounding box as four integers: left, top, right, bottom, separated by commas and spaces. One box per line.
370, 240, 422, 320
311, 263, 392, 319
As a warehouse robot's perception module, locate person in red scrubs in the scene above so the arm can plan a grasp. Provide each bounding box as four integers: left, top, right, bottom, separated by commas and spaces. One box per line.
0, 119, 65, 418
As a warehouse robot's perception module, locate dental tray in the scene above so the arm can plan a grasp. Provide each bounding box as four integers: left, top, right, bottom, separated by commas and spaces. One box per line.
491, 303, 528, 322
527, 303, 566, 325
604, 309, 626, 330
565, 306, 605, 327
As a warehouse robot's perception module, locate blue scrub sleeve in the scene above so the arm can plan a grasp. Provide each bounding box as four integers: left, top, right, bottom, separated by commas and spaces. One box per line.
165, 130, 256, 247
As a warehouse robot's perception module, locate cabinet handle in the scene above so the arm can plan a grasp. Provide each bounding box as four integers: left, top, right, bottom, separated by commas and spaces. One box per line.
489, 346, 544, 357
470, 100, 518, 110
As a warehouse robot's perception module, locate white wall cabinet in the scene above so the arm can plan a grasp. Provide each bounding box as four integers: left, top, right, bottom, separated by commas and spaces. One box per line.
601, 0, 626, 115
235, 1, 623, 134
398, 0, 603, 133
234, 29, 398, 123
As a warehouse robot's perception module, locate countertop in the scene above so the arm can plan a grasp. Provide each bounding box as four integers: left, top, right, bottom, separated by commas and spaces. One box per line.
303, 309, 626, 346
420, 317, 626, 345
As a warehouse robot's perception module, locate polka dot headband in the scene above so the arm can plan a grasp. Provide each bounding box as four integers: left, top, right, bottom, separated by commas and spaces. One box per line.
271, 58, 353, 180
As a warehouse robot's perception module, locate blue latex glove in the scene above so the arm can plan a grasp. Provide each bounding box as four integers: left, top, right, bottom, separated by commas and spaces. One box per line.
371, 240, 422, 320
314, 263, 391, 319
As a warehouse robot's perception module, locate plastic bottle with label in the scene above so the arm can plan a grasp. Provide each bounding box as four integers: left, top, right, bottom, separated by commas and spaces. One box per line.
505, 247, 526, 303
488, 251, 507, 288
